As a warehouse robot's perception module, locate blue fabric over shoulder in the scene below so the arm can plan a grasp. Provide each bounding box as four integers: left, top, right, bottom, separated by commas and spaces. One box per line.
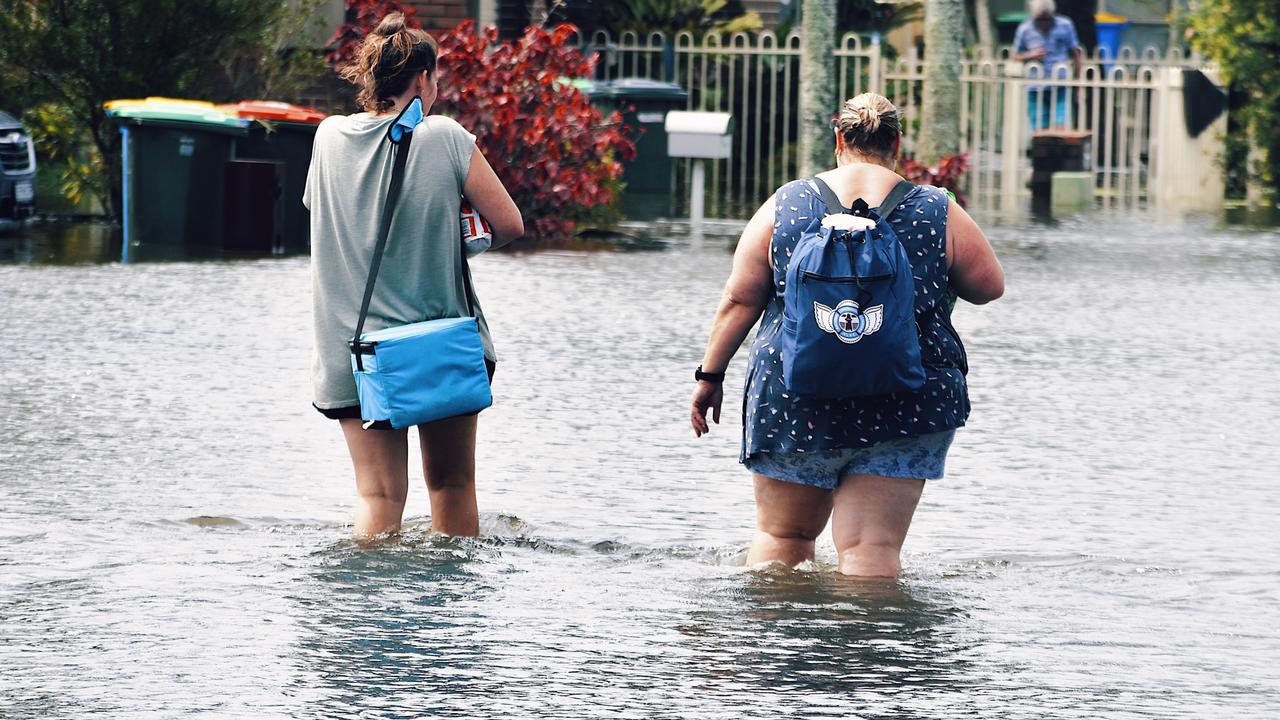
387, 96, 424, 143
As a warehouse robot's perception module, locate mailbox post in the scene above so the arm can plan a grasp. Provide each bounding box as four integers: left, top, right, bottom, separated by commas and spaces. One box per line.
664, 111, 733, 225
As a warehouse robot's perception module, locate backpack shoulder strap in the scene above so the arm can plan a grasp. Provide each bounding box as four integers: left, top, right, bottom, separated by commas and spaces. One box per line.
814, 176, 915, 217
811, 176, 849, 214
874, 180, 916, 219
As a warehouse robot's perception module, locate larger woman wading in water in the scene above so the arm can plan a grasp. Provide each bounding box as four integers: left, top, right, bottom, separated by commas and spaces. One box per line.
690, 93, 1004, 576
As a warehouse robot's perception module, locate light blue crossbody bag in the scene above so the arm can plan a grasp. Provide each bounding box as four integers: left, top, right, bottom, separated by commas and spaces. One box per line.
348, 99, 493, 429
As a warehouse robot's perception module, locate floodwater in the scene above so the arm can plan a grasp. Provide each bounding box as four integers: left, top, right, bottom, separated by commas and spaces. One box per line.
1, 209, 1278, 718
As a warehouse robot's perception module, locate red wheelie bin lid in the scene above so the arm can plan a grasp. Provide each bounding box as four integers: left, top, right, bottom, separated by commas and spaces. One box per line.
217, 101, 326, 124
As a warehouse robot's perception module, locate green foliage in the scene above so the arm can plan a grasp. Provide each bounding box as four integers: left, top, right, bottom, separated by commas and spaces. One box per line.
899, 153, 968, 206
0, 0, 327, 216
776, 0, 921, 44
556, 0, 763, 36
1188, 0, 1280, 195
20, 103, 107, 210
836, 0, 921, 38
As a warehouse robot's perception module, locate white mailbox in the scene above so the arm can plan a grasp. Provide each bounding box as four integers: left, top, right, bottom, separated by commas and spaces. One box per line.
666, 111, 733, 160
665, 111, 733, 227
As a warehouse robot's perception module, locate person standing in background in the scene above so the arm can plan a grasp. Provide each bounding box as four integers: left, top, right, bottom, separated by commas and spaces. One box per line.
1013, 0, 1084, 129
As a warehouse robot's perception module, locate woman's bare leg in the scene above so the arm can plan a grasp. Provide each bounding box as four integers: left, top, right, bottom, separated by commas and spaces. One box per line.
829, 474, 924, 577
340, 419, 409, 537
745, 474, 834, 567
418, 413, 480, 537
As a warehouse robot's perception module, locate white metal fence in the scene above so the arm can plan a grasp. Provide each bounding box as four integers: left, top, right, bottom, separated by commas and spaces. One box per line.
583, 30, 1213, 216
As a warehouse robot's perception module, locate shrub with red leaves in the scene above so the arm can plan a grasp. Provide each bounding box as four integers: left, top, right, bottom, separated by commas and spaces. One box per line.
899, 153, 969, 207
434, 21, 636, 244
326, 0, 421, 68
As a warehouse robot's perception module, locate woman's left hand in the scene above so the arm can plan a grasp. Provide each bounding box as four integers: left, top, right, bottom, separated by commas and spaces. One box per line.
689, 195, 776, 438
691, 381, 723, 437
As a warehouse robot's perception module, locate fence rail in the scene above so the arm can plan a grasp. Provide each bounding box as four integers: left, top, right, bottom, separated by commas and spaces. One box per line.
582, 30, 1214, 216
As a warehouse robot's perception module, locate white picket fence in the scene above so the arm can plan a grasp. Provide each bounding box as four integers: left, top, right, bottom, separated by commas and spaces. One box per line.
583, 30, 1216, 216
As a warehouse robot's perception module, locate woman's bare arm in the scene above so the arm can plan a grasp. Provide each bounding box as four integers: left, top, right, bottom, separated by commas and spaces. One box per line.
691, 196, 776, 436
462, 147, 523, 247
946, 198, 1005, 304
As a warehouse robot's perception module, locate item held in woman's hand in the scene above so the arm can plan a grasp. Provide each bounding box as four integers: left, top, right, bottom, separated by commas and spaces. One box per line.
460, 200, 493, 257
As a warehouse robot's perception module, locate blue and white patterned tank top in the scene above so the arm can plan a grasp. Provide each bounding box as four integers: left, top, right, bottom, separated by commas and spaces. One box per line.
742, 179, 970, 460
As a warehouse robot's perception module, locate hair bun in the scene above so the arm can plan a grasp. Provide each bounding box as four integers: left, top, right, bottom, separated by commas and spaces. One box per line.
854, 104, 881, 133
373, 13, 406, 37
337, 11, 438, 114
835, 93, 901, 159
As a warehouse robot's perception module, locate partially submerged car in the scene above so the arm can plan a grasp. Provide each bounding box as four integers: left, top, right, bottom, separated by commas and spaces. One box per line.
0, 110, 37, 230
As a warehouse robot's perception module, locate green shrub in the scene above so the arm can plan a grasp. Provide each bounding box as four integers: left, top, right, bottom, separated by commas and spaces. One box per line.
1188, 0, 1280, 200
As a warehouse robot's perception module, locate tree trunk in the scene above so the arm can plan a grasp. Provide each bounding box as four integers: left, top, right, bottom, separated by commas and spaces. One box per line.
798, 0, 837, 178
87, 108, 121, 221
973, 0, 994, 54
1246, 116, 1267, 208
527, 0, 548, 25
920, 0, 963, 163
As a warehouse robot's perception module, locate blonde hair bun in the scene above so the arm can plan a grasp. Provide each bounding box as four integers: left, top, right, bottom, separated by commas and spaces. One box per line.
836, 93, 901, 159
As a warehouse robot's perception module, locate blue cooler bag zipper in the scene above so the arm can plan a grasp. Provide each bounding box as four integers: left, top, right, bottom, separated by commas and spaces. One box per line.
349, 98, 492, 430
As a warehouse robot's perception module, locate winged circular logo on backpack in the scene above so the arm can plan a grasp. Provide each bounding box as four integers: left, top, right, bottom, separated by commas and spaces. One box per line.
814, 300, 883, 344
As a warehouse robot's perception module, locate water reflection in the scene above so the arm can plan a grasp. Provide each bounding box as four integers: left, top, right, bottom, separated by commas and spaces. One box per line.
1223, 203, 1280, 228
0, 221, 297, 264
291, 528, 501, 717
0, 221, 120, 264
677, 568, 974, 717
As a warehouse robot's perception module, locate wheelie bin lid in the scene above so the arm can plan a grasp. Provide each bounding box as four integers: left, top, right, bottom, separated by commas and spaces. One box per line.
564, 77, 609, 97
217, 101, 327, 124
603, 78, 688, 100
1094, 12, 1130, 26
104, 97, 247, 128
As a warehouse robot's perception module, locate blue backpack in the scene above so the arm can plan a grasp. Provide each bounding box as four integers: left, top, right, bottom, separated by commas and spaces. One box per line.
779, 178, 926, 398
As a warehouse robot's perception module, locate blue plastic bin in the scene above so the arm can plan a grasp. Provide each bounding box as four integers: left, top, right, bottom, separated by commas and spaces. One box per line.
1095, 19, 1130, 73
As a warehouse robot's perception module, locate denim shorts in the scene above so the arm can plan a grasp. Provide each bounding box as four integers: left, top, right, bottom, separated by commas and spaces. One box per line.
743, 430, 956, 490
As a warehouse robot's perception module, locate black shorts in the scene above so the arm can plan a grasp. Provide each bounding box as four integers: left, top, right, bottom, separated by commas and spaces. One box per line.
314, 359, 496, 426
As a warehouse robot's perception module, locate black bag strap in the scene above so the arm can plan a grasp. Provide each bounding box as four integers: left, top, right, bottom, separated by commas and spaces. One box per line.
811, 176, 916, 219
352, 130, 413, 371
876, 180, 916, 217
812, 176, 848, 214
351, 124, 481, 372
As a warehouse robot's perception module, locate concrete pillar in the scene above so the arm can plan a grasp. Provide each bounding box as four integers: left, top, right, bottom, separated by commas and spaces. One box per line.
1000, 63, 1026, 213
1051, 171, 1094, 212
1152, 67, 1226, 210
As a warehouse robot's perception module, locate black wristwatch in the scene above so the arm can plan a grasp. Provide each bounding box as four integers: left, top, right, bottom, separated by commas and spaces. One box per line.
694, 365, 726, 383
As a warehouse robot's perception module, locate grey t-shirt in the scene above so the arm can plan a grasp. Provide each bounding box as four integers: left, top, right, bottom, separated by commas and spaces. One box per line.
303, 112, 494, 409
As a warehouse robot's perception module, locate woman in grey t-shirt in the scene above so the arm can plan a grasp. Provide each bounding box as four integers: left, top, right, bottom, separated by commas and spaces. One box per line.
303, 13, 523, 538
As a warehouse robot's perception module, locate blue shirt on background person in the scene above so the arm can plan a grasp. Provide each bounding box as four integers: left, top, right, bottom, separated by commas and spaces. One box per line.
1014, 14, 1081, 78
1013, 0, 1083, 128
